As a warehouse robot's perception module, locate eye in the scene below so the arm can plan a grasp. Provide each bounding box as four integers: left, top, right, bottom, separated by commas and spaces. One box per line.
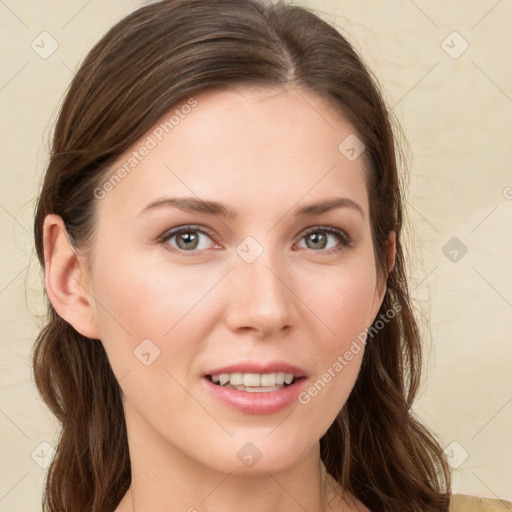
159, 225, 219, 252
296, 226, 351, 254
158, 224, 352, 255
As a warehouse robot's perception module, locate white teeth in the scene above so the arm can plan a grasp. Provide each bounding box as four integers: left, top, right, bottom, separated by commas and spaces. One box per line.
242, 373, 261, 387
230, 372, 243, 385
209, 371, 296, 388
260, 373, 276, 386
284, 373, 294, 385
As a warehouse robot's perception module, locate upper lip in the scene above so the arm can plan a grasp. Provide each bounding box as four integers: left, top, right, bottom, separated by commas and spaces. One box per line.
205, 361, 307, 378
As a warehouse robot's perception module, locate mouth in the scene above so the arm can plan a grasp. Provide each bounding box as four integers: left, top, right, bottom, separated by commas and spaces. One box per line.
202, 364, 308, 414
205, 372, 306, 393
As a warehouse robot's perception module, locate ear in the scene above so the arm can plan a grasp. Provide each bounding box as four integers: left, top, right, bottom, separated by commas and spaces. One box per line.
369, 230, 397, 318
42, 214, 101, 339
385, 230, 396, 275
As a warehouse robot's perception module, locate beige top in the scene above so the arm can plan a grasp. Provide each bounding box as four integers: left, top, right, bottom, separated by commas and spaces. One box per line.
320, 462, 512, 511
450, 493, 512, 511
43, 493, 512, 511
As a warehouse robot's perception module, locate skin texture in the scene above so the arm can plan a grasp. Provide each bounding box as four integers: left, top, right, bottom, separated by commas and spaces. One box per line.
43, 85, 395, 512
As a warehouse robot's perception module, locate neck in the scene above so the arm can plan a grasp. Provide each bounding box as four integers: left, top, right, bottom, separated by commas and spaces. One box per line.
126, 447, 339, 512
117, 405, 350, 512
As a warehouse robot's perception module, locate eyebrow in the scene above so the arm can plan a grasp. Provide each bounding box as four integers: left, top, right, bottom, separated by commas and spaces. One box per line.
139, 196, 365, 220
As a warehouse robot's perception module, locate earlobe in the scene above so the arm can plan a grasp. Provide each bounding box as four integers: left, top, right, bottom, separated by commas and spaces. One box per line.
43, 214, 100, 339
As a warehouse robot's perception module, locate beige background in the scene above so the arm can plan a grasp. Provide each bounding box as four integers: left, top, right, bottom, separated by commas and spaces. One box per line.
1, 0, 511, 509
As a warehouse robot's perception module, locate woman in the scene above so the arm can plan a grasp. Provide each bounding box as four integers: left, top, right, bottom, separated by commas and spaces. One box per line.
32, 0, 511, 511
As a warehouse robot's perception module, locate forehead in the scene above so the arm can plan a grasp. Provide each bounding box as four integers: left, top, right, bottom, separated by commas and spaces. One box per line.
95, 85, 369, 221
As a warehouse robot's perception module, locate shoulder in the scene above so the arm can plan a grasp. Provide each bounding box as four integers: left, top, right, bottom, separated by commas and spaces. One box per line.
450, 493, 512, 511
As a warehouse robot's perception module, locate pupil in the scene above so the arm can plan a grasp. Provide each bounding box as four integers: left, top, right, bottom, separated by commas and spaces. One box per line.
308, 232, 326, 249
179, 232, 198, 249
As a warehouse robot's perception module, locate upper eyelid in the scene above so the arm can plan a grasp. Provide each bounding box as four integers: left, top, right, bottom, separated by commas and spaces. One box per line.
300, 225, 348, 238
161, 224, 217, 241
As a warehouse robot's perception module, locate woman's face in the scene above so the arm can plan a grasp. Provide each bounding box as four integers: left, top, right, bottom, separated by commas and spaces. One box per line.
82, 85, 388, 474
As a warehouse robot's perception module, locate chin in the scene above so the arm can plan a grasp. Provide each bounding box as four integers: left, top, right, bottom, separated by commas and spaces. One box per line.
194, 434, 314, 476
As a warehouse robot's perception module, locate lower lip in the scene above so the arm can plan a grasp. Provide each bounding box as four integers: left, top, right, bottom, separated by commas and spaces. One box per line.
202, 377, 307, 415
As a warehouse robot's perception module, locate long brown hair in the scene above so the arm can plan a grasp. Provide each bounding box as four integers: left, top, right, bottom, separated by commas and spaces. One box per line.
32, 0, 451, 510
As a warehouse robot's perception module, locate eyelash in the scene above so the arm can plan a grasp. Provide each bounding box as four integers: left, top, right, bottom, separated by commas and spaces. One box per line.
157, 224, 353, 257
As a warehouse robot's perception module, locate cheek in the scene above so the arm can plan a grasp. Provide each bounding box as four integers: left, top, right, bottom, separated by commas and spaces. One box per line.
299, 258, 378, 342
91, 249, 218, 343
295, 258, 377, 411
90, 249, 226, 375
89, 254, 212, 423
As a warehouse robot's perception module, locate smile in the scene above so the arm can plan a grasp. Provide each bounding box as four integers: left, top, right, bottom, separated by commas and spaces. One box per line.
207, 371, 297, 392
203, 372, 307, 415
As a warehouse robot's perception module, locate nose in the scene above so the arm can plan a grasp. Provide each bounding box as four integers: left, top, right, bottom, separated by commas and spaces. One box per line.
224, 251, 299, 338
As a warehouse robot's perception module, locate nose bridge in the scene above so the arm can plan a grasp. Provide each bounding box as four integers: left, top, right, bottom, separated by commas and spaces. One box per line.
226, 243, 297, 336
